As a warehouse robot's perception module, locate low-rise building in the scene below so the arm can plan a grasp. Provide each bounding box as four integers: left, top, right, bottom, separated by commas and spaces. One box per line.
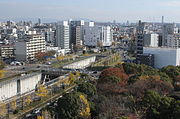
0, 44, 15, 58
45, 46, 65, 56
0, 72, 42, 101
143, 47, 180, 68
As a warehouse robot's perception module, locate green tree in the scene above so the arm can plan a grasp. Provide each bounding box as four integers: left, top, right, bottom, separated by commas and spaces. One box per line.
77, 82, 97, 99
0, 61, 5, 69
69, 72, 76, 84
122, 63, 139, 75
142, 90, 180, 119
56, 92, 90, 119
161, 65, 180, 79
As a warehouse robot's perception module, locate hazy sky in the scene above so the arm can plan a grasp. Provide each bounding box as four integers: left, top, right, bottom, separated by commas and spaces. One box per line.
0, 0, 180, 23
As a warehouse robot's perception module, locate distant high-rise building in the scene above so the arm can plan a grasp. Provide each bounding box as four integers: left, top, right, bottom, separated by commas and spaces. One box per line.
144, 33, 159, 47
162, 23, 178, 46
70, 20, 85, 50
84, 22, 112, 47
167, 33, 180, 48
38, 18, 41, 25
136, 21, 148, 59
113, 20, 116, 24
45, 31, 55, 45
56, 21, 70, 53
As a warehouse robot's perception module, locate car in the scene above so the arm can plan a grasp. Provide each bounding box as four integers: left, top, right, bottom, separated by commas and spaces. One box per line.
36, 66, 40, 68
25, 114, 33, 118
33, 108, 41, 114
93, 71, 98, 74
46, 62, 52, 65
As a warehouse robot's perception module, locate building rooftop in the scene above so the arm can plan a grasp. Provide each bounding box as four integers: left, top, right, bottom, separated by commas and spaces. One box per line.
0, 70, 41, 83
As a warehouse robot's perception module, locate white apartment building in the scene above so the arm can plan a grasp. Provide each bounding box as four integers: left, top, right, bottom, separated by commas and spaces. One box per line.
143, 47, 180, 68
15, 34, 45, 61
56, 21, 70, 53
84, 22, 112, 47
144, 33, 159, 47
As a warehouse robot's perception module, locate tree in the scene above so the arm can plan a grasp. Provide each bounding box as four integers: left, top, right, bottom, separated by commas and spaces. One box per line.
97, 41, 103, 48
10, 97, 17, 111
69, 72, 76, 84
56, 92, 91, 119
99, 67, 128, 84
122, 63, 139, 75
76, 71, 81, 78
41, 110, 53, 119
0, 101, 7, 117
25, 95, 33, 106
129, 79, 173, 99
161, 65, 180, 79
77, 82, 97, 99
0, 61, 5, 69
0, 70, 6, 79
35, 51, 46, 61
57, 56, 65, 61
36, 85, 48, 97
142, 90, 180, 119
46, 50, 56, 57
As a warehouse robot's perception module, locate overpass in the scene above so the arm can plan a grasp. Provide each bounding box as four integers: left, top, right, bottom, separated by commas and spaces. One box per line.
62, 56, 96, 69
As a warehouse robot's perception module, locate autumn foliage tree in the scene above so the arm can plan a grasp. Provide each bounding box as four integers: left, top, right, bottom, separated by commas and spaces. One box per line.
0, 61, 5, 69
0, 101, 7, 117
36, 85, 48, 97
99, 67, 128, 84
35, 51, 46, 61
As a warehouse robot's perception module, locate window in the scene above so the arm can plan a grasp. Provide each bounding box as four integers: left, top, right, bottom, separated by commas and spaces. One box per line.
17, 80, 21, 94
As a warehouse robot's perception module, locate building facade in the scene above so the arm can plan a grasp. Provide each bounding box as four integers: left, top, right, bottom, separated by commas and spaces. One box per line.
0, 44, 15, 58
144, 33, 159, 47
84, 22, 112, 47
167, 33, 180, 48
70, 20, 85, 50
143, 47, 180, 68
162, 23, 179, 46
15, 34, 45, 61
56, 21, 70, 53
0, 73, 41, 101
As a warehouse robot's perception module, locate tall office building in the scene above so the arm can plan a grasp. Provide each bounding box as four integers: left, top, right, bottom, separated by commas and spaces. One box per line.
167, 33, 180, 48
38, 18, 41, 25
83, 22, 112, 47
45, 30, 55, 45
56, 21, 70, 53
162, 23, 178, 46
70, 20, 85, 50
144, 33, 159, 47
136, 21, 149, 60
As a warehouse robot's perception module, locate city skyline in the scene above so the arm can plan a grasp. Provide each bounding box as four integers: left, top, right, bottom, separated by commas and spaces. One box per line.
0, 0, 180, 23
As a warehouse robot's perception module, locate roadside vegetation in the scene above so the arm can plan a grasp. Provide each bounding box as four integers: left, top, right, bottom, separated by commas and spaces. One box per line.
45, 63, 180, 119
